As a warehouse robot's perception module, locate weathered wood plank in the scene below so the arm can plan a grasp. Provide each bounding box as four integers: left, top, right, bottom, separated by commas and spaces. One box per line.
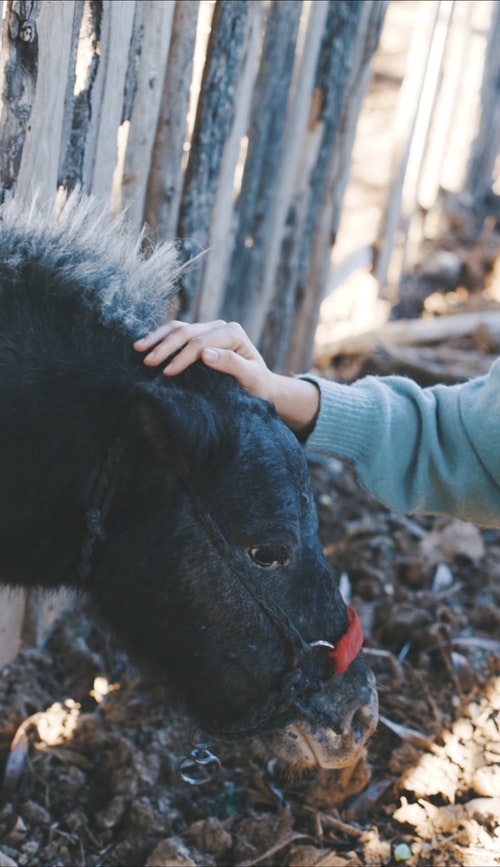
58, 0, 100, 193
0, 588, 25, 669
57, 1, 87, 190
195, 0, 266, 322
417, 0, 474, 211
232, 0, 328, 352
371, 0, 441, 295
348, 343, 497, 385
394, 0, 454, 280
13, 0, 77, 206
0, 0, 41, 199
284, 0, 389, 373
258, 0, 385, 372
119, 0, 175, 233
464, 0, 500, 199
90, 0, 136, 199
61, 0, 136, 200
176, 0, 264, 318
145, 0, 201, 243
314, 309, 500, 365
261, 0, 366, 371
238, 0, 330, 348
0, 0, 80, 198
223, 0, 304, 331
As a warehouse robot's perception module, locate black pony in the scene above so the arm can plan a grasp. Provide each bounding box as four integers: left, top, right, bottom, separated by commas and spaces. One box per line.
0, 195, 377, 768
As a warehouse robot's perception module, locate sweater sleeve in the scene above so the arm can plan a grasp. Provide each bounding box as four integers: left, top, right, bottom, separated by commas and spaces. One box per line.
300, 358, 500, 527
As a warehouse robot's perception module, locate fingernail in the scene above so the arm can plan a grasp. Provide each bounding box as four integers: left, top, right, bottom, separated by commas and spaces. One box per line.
203, 348, 219, 362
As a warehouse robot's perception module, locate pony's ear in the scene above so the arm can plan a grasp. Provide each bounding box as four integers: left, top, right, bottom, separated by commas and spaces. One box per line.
133, 381, 229, 471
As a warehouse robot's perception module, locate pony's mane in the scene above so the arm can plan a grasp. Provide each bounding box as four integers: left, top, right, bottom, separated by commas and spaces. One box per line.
0, 192, 185, 335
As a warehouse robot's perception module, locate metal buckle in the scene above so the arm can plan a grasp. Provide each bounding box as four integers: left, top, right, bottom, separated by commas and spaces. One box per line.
309, 640, 335, 651
178, 745, 221, 785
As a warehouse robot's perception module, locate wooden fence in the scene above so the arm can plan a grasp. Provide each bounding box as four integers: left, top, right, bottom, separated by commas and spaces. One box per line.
314, 0, 500, 364
0, 0, 388, 370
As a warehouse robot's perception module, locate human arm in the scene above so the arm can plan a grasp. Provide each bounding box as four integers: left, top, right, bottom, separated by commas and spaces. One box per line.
134, 320, 500, 527
302, 362, 500, 527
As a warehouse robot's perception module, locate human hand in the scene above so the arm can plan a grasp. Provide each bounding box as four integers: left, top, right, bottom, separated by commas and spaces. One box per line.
134, 320, 275, 401
133, 320, 320, 434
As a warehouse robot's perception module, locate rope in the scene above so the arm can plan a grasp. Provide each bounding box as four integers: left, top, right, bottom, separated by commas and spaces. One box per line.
78, 436, 125, 581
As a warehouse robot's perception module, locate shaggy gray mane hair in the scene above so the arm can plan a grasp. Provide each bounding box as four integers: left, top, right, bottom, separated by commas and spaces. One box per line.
0, 192, 186, 336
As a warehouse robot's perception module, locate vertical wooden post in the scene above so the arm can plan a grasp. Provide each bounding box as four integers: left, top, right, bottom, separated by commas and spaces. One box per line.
0, 0, 79, 203
372, 1, 451, 299
258, 0, 387, 373
118, 0, 175, 233
88, 1, 136, 199
223, 0, 304, 332
0, 589, 25, 669
144, 0, 201, 244
464, 1, 500, 199
13, 1, 77, 206
284, 0, 389, 374
176, 0, 264, 318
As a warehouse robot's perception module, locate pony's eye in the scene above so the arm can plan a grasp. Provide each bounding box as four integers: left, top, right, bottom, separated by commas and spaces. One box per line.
248, 546, 290, 570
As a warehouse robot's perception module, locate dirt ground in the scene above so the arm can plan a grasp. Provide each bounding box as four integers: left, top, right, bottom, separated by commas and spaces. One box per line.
1, 4, 499, 866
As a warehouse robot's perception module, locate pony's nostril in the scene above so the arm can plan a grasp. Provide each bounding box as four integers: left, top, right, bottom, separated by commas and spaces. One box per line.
351, 704, 377, 743
352, 708, 365, 742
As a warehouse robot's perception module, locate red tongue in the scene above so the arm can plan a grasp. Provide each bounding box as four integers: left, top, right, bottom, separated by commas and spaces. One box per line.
328, 606, 364, 674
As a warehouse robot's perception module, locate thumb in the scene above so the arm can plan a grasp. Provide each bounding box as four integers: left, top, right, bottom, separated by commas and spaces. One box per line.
201, 347, 222, 366
201, 346, 256, 393
202, 346, 241, 376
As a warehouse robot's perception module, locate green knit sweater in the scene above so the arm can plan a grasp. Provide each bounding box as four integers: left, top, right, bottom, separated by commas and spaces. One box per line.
302, 358, 500, 528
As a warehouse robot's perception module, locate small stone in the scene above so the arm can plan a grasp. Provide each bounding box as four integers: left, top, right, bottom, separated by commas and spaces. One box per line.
471, 765, 500, 798
20, 842, 39, 857
95, 795, 127, 829
128, 797, 174, 835
19, 801, 50, 826
0, 850, 18, 867
186, 818, 232, 857
393, 842, 413, 861
3, 817, 26, 845
145, 838, 196, 867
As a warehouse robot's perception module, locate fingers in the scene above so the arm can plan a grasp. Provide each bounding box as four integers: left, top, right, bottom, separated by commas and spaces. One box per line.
133, 323, 172, 352
134, 320, 260, 376
199, 345, 257, 390
194, 340, 274, 402
134, 320, 225, 357
168, 321, 261, 378
134, 320, 226, 368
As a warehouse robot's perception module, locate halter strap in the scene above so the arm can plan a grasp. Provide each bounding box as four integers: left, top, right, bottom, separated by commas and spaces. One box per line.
78, 436, 125, 581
